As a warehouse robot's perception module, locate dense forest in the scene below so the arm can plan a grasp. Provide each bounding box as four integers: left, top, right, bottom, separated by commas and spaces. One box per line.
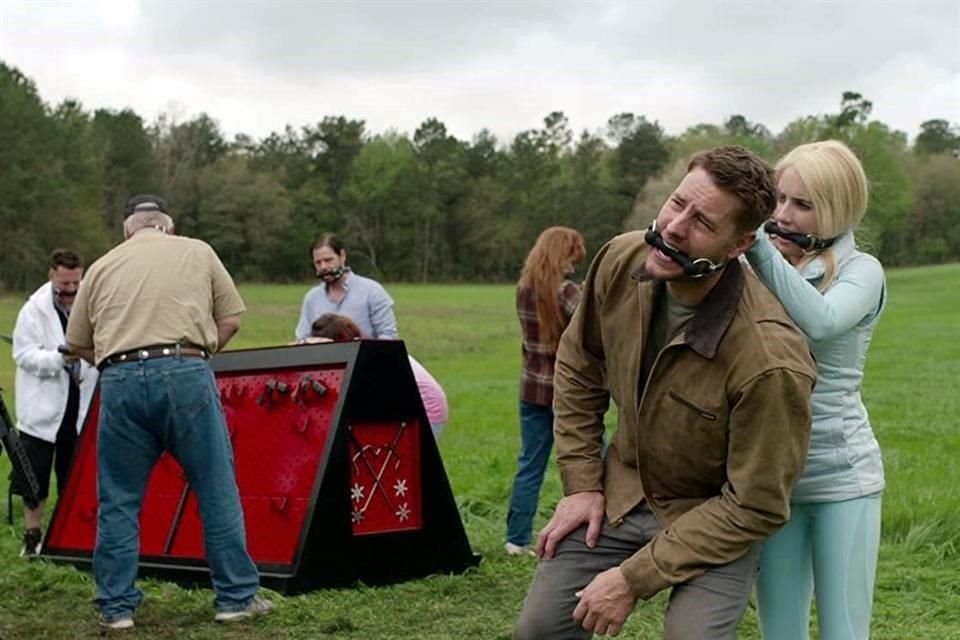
2, 61, 958, 290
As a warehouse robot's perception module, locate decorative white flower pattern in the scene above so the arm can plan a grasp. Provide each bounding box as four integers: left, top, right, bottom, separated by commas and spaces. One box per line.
351, 483, 365, 503
396, 503, 410, 521
349, 423, 419, 529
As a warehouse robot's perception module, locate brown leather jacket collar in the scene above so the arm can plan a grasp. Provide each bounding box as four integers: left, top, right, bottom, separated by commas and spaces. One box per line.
630, 256, 745, 360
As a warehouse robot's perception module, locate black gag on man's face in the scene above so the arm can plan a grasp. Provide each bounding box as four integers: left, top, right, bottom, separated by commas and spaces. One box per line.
316, 265, 347, 282
644, 220, 726, 279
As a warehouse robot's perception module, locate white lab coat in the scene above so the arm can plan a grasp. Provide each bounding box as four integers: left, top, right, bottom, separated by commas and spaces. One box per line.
12, 282, 98, 442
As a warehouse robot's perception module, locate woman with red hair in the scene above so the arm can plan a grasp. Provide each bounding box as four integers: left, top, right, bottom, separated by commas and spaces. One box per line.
505, 227, 586, 556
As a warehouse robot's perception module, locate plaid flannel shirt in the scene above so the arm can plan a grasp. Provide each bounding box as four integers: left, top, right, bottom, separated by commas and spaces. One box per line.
517, 280, 582, 407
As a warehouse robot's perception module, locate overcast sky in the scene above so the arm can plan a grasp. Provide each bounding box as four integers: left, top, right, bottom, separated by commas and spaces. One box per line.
1, 0, 957, 143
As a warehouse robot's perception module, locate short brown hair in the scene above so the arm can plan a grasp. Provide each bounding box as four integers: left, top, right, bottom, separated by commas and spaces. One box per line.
311, 233, 345, 256
688, 146, 776, 232
310, 313, 363, 341
49, 249, 82, 271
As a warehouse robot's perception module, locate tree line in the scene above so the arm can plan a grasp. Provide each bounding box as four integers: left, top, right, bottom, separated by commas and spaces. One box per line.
2, 61, 958, 291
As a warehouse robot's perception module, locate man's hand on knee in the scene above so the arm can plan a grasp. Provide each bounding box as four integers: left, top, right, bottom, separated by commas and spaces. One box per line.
535, 491, 605, 559
572, 567, 637, 637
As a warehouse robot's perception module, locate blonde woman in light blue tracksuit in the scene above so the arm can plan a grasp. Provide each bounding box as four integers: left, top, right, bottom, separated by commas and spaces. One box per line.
746, 140, 886, 640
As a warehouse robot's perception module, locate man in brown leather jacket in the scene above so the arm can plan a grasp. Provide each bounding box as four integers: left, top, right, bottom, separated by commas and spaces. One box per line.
514, 146, 816, 640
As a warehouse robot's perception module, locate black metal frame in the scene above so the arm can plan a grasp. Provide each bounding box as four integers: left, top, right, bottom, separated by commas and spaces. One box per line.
1, 388, 41, 521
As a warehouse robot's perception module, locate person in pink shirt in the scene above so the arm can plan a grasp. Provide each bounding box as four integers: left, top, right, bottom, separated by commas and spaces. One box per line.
307, 313, 449, 439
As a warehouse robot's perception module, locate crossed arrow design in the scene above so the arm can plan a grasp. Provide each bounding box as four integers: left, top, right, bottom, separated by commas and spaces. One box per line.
348, 422, 408, 522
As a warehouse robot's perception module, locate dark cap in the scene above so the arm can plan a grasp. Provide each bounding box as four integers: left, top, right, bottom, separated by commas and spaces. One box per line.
124, 194, 169, 217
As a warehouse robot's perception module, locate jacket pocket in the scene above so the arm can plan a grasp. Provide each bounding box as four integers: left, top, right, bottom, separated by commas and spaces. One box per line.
646, 387, 727, 495
18, 375, 65, 433
667, 390, 718, 421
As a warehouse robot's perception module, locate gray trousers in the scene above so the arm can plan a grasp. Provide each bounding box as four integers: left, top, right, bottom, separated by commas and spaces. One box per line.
514, 503, 760, 640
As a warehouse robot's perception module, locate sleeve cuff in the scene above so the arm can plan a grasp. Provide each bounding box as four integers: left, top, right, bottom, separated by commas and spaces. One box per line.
215, 305, 246, 319
619, 544, 672, 600
559, 461, 604, 495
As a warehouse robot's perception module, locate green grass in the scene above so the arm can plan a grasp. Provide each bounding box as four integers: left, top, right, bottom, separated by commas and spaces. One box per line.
0, 265, 959, 639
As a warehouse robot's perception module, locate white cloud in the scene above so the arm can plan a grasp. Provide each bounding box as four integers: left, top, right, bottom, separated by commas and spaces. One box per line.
1, 0, 957, 142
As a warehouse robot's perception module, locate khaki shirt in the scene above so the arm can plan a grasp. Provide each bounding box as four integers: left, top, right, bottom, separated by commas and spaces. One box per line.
67, 229, 245, 365
554, 231, 816, 600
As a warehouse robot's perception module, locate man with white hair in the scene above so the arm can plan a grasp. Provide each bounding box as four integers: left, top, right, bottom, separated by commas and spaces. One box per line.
66, 194, 271, 630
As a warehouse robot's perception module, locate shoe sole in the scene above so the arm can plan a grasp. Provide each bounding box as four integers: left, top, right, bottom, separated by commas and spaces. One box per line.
215, 608, 272, 623
215, 613, 253, 623
98, 620, 134, 630
504, 544, 536, 557
215, 596, 273, 622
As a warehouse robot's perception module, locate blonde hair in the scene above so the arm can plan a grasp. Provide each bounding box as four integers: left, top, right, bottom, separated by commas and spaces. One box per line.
775, 140, 868, 290
519, 227, 586, 349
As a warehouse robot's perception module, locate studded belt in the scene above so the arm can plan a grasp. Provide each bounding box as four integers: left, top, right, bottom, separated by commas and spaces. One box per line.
100, 344, 209, 370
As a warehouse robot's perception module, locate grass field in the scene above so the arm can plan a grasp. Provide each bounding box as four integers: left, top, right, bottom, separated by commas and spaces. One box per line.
0, 264, 958, 639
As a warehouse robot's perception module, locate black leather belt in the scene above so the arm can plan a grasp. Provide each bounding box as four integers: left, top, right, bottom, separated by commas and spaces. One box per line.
100, 344, 209, 370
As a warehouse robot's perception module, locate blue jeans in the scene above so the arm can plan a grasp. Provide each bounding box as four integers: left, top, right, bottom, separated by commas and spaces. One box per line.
94, 357, 259, 621
506, 401, 554, 547
757, 494, 882, 640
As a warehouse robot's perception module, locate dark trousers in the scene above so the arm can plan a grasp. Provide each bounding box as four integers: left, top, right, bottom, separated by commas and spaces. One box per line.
514, 502, 760, 640
9, 391, 78, 501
